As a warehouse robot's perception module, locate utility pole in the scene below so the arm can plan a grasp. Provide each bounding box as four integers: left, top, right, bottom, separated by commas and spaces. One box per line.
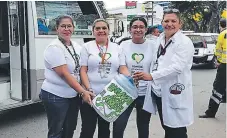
144, 1, 154, 26
144, 1, 149, 23
144, 1, 151, 26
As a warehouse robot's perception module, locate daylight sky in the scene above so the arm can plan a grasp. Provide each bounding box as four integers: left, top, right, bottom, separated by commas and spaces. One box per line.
104, 1, 147, 10
104, 1, 125, 9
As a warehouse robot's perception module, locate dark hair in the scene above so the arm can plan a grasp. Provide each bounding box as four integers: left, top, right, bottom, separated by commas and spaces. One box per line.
92, 18, 110, 31
220, 18, 226, 28
162, 9, 181, 22
151, 27, 158, 33
56, 15, 74, 28
129, 16, 147, 28
145, 27, 158, 35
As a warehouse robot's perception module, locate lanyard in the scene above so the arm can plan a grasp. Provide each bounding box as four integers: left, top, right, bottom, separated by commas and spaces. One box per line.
96, 40, 109, 64
157, 40, 172, 59
58, 38, 80, 72
153, 40, 172, 72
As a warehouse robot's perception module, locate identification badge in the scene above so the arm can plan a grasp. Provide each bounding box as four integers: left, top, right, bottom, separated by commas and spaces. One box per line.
74, 69, 80, 81
152, 62, 158, 71
74, 67, 80, 75
100, 64, 108, 78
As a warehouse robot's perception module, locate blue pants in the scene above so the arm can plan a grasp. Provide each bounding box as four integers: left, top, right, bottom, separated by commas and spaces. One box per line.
40, 89, 81, 138
113, 96, 152, 138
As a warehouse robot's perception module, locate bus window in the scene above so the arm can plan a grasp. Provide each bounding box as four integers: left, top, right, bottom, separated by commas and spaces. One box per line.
35, 1, 99, 35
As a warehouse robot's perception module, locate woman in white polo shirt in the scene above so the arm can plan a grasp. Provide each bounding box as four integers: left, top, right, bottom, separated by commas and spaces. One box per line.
79, 19, 130, 138
39, 15, 94, 138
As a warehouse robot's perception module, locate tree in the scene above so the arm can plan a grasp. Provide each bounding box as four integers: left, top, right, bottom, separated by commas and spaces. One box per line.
170, 1, 226, 33
207, 1, 226, 32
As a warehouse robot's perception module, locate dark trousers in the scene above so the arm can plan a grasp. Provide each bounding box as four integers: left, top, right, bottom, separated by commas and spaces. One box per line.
79, 102, 110, 138
153, 93, 188, 138
39, 89, 81, 138
205, 63, 226, 116
113, 96, 151, 138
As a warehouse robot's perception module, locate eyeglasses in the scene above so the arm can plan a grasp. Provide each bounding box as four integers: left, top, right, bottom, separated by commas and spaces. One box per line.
164, 9, 180, 14
95, 26, 108, 31
131, 25, 146, 30
60, 24, 73, 29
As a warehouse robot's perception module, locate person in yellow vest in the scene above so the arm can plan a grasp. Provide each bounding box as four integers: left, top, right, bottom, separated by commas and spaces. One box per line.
199, 18, 226, 118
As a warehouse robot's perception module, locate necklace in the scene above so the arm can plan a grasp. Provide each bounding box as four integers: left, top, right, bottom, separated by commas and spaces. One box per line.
96, 40, 109, 64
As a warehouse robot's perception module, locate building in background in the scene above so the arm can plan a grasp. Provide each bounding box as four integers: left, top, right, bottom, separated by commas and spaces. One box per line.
153, 1, 170, 10
107, 2, 163, 38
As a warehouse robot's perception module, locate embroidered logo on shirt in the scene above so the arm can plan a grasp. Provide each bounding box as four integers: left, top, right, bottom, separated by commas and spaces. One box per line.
169, 83, 185, 95
99, 53, 112, 61
132, 53, 144, 64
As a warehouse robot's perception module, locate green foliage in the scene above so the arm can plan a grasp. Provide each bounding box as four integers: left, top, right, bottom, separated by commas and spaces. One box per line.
170, 1, 226, 32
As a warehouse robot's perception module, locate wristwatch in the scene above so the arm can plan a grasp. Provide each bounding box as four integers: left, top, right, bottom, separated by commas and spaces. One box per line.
80, 91, 85, 97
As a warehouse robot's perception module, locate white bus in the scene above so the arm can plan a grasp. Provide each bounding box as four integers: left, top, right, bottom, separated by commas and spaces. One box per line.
0, 1, 104, 112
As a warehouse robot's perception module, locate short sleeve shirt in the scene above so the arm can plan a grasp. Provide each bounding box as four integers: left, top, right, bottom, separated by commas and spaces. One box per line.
120, 39, 156, 96
41, 39, 82, 98
80, 40, 123, 95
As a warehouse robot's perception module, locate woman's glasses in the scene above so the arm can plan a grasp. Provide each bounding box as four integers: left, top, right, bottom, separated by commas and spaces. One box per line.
164, 9, 180, 14
60, 24, 73, 29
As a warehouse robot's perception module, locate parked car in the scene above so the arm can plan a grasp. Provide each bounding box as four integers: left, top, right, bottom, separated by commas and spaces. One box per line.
185, 33, 219, 69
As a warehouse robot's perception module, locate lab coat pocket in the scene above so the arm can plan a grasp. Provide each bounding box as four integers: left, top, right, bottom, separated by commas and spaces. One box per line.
168, 83, 187, 109
168, 93, 183, 109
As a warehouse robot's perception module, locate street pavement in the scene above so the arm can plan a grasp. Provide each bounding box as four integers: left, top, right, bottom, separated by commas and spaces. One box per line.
0, 64, 226, 138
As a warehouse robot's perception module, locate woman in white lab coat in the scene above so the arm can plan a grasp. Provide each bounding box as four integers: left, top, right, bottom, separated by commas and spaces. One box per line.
133, 9, 194, 138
